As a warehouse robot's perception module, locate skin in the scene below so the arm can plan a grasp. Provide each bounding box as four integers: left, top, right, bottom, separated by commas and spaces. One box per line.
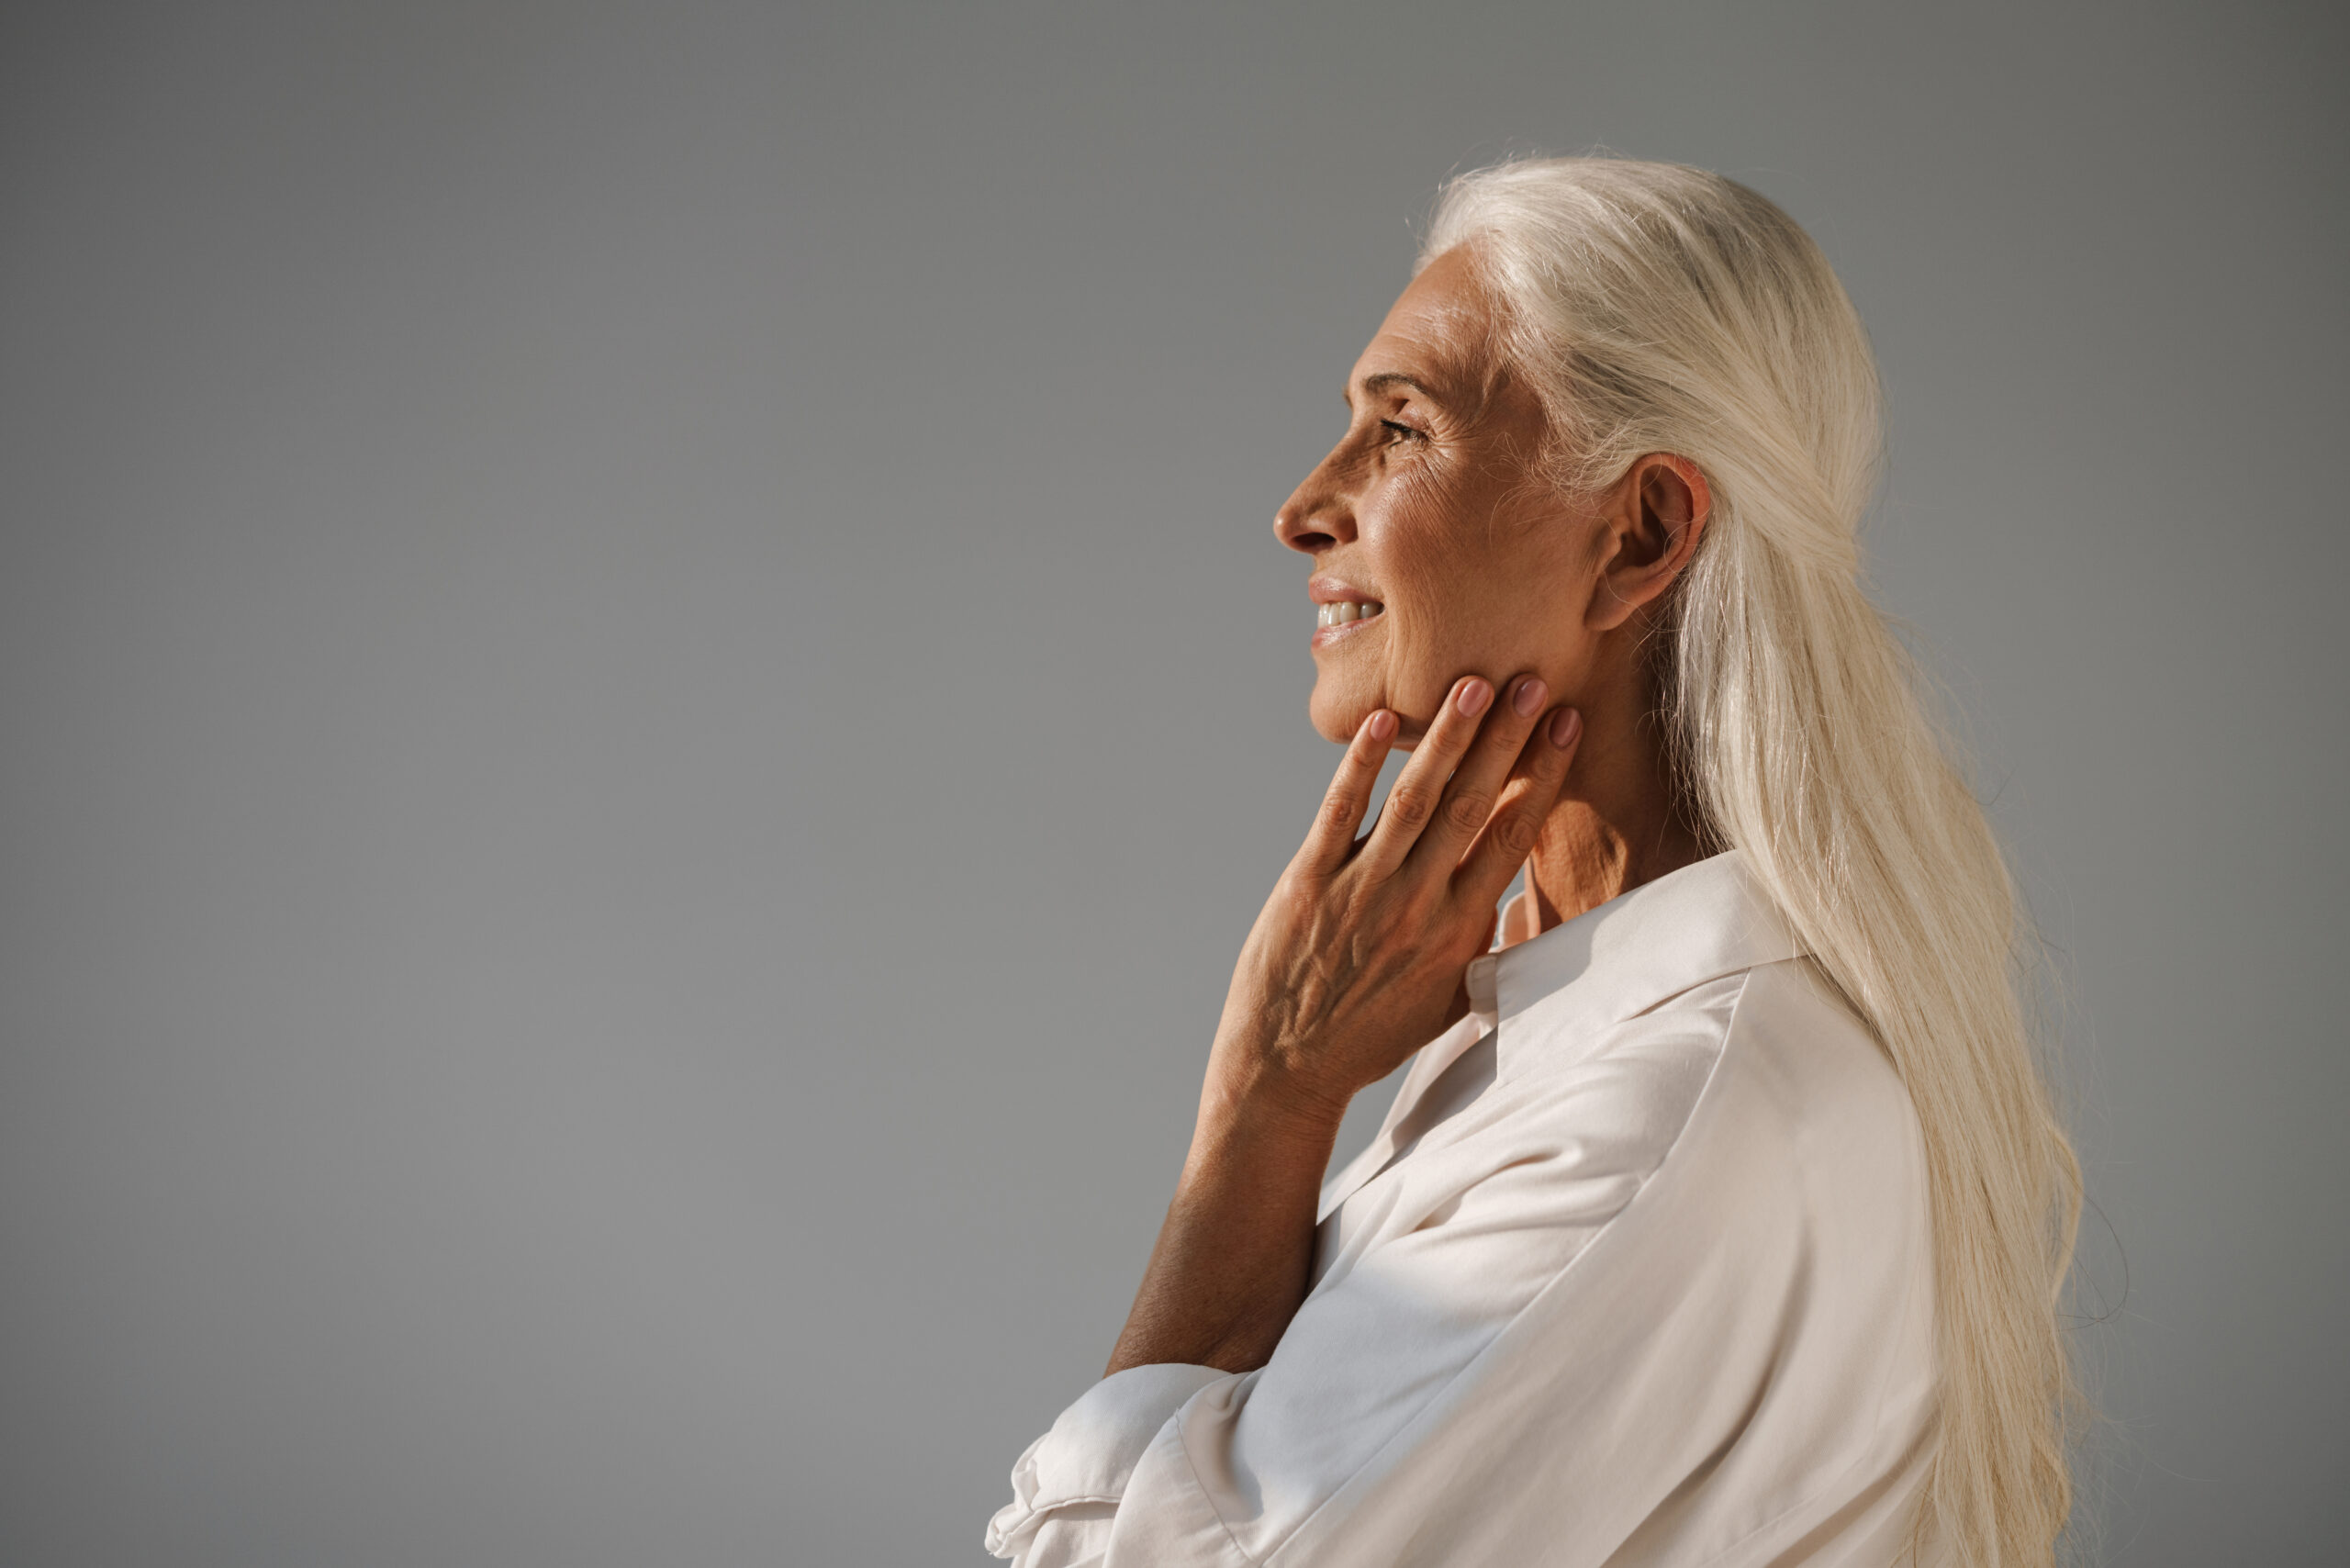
1106, 245, 1716, 1378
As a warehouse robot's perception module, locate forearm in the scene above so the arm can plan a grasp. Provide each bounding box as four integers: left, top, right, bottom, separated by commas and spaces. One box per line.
1105, 1082, 1344, 1376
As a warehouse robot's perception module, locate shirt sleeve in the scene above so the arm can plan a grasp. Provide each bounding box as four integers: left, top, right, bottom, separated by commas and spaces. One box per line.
985, 1362, 1236, 1565
986, 1005, 1785, 1567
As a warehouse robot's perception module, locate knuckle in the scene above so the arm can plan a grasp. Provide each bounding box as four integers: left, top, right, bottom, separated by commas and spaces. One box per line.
1386, 788, 1433, 828
1273, 874, 1326, 921
1494, 810, 1540, 857
1443, 791, 1491, 835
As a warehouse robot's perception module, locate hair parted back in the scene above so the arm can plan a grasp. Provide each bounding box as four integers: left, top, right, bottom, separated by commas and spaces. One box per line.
1423, 156, 2083, 1565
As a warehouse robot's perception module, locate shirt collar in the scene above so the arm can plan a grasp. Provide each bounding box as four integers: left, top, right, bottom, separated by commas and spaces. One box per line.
1464, 849, 1804, 1070
1314, 849, 1807, 1226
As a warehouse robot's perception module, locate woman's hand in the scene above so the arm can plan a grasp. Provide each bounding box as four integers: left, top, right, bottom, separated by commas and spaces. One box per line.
1203, 673, 1584, 1130
1106, 674, 1580, 1376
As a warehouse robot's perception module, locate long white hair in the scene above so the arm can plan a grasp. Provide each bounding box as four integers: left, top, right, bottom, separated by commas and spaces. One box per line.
1425, 157, 2083, 1565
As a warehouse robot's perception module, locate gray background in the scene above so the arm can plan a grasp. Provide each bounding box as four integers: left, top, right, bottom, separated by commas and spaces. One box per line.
2, 2, 2342, 1563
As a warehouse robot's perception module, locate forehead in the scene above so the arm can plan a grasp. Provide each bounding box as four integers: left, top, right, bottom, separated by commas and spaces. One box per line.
1348, 246, 1505, 398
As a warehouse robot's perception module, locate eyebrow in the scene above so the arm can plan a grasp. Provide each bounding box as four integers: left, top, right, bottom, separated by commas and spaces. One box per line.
1342, 371, 1443, 408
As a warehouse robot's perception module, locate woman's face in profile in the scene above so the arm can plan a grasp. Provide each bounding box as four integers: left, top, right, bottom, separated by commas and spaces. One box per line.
1277, 248, 1602, 748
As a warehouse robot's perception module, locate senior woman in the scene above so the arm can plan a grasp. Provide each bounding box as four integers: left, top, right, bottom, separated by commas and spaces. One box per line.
987, 158, 2081, 1568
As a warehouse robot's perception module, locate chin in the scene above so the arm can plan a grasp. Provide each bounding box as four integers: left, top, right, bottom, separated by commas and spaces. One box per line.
1305, 689, 1356, 745
1305, 678, 1376, 745
1307, 677, 1429, 748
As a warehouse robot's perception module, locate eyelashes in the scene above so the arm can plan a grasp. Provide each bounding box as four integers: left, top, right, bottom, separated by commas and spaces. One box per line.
1380, 419, 1427, 444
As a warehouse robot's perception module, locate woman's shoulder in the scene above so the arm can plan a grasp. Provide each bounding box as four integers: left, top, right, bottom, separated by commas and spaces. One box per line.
1711, 956, 1926, 1175
1505, 954, 1926, 1229
1628, 956, 1933, 1286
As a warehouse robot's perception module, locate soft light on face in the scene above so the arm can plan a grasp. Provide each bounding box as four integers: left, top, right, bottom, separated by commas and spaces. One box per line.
1276, 248, 1609, 746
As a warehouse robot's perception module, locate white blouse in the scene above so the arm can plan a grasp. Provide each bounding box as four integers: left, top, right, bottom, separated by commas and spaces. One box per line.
987, 850, 1940, 1567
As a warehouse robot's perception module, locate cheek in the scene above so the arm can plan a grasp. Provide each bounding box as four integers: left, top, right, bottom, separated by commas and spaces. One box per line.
1366, 582, 1508, 735
1388, 521, 1593, 695
1376, 479, 1484, 624
1389, 509, 1554, 635
1319, 469, 1595, 733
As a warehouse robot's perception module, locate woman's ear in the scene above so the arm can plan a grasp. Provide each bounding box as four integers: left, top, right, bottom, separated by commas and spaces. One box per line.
1588, 454, 1711, 632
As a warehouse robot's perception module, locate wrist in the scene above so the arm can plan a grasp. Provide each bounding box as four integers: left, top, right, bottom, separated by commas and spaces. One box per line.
1195, 1056, 1349, 1155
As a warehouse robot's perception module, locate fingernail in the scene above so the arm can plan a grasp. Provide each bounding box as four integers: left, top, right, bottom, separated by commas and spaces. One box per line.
1513, 677, 1547, 718
1549, 708, 1583, 747
1456, 678, 1493, 717
1368, 709, 1397, 741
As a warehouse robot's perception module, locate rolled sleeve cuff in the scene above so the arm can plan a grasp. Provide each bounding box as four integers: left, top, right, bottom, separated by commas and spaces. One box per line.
986, 1362, 1233, 1559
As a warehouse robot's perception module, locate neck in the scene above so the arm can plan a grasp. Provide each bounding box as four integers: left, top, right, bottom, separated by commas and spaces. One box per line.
1524, 663, 1707, 931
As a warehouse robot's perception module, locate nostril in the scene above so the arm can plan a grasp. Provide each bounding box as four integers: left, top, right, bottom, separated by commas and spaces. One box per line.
1275, 501, 1347, 554
1278, 520, 1337, 554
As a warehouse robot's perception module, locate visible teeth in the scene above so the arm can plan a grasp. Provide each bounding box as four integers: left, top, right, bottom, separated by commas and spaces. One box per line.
1316, 600, 1384, 628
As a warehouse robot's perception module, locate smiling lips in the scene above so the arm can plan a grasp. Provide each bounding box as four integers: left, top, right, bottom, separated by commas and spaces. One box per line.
1315, 599, 1386, 629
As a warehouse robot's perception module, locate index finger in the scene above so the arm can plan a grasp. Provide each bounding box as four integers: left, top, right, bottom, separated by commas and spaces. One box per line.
1294, 707, 1398, 878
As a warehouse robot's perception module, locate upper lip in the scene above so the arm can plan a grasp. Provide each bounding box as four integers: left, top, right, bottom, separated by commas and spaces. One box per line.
1308, 575, 1383, 606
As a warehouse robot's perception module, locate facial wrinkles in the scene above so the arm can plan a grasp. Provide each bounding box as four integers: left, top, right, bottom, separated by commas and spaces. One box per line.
1417, 283, 1515, 432
1310, 248, 1583, 736
1378, 440, 1494, 724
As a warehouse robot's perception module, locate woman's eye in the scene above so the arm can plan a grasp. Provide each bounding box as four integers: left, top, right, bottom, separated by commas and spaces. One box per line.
1380, 419, 1425, 443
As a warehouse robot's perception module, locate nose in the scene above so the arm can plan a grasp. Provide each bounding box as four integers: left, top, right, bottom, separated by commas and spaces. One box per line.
1274, 455, 1356, 555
